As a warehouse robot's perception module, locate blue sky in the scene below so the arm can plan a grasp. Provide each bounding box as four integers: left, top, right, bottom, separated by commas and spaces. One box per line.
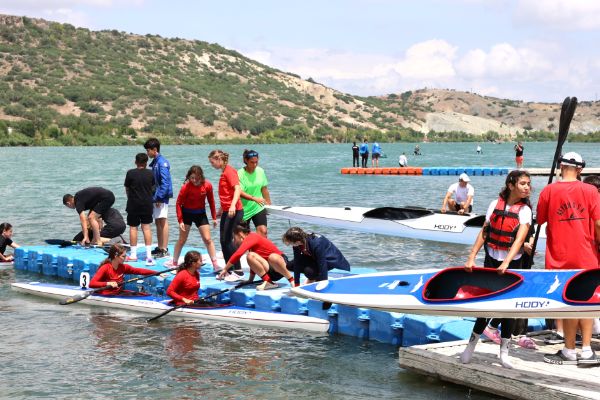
2, 0, 600, 102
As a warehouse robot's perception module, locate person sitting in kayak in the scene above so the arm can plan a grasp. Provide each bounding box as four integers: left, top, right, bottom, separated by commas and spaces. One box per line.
414, 145, 421, 155
282, 227, 350, 286
217, 221, 295, 290
441, 173, 474, 214
0, 222, 19, 261
167, 251, 202, 306
460, 170, 533, 369
89, 244, 165, 295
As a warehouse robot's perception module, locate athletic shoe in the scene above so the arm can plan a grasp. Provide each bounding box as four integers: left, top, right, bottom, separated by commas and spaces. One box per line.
484, 326, 501, 344
163, 259, 177, 268
576, 333, 583, 346
145, 258, 156, 266
577, 351, 600, 365
125, 255, 138, 262
544, 332, 565, 344
155, 249, 171, 259
224, 272, 244, 282
543, 351, 577, 365
151, 247, 161, 256
212, 264, 222, 274
257, 281, 278, 291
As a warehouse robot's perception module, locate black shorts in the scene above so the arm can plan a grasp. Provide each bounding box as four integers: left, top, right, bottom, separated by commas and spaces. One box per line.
459, 204, 473, 213
182, 211, 209, 228
247, 209, 267, 228
267, 254, 289, 281
372, 153, 379, 160
93, 192, 115, 217
127, 213, 153, 227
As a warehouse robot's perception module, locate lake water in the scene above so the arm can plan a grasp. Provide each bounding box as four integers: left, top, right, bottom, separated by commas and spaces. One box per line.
2, 141, 597, 399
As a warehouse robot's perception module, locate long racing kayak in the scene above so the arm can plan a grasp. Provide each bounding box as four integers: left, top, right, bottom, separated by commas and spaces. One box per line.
267, 205, 547, 249
12, 282, 330, 332
290, 267, 600, 318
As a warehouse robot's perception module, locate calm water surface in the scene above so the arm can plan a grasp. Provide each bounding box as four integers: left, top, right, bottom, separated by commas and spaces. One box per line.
2, 141, 598, 399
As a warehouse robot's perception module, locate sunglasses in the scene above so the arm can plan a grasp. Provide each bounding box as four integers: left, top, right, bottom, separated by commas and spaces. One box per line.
246, 152, 258, 158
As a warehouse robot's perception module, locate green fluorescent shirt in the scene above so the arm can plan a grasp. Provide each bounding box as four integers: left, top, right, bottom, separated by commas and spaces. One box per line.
238, 166, 268, 220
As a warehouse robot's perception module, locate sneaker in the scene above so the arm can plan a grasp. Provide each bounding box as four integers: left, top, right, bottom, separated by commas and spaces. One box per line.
163, 259, 177, 268
145, 258, 156, 266
544, 332, 565, 344
543, 350, 577, 365
125, 255, 138, 262
484, 326, 501, 344
257, 281, 278, 291
224, 272, 244, 282
151, 247, 161, 256
155, 249, 171, 259
578, 350, 600, 365
212, 264, 222, 274
576, 333, 583, 346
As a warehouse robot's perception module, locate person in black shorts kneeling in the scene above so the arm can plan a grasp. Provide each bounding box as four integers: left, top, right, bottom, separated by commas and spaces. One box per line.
63, 187, 115, 246
72, 208, 126, 245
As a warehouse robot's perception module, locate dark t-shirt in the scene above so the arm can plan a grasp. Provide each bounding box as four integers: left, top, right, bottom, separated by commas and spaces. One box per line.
0, 236, 13, 255
352, 145, 359, 155
124, 168, 155, 215
102, 208, 125, 226
515, 145, 524, 157
74, 187, 113, 215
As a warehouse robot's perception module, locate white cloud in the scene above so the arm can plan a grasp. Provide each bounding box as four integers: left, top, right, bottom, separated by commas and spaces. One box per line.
393, 39, 457, 79
0, 0, 144, 7
514, 0, 600, 31
41, 8, 90, 27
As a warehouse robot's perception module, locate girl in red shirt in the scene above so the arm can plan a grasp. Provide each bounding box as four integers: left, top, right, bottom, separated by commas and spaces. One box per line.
217, 221, 294, 290
165, 166, 219, 271
166, 251, 202, 306
208, 149, 245, 282
89, 244, 164, 295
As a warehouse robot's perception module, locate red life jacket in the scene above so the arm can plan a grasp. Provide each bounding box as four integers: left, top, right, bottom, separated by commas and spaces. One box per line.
486, 197, 529, 250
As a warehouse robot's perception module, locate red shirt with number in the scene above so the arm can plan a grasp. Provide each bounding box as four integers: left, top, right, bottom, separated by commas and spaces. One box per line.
536, 180, 600, 270
218, 165, 243, 212
229, 233, 284, 266
175, 180, 217, 223
89, 263, 158, 295
166, 269, 200, 305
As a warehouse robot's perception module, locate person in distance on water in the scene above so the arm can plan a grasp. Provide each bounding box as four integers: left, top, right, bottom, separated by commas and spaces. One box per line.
282, 227, 350, 286
217, 221, 295, 290
63, 187, 116, 246
359, 139, 369, 168
89, 244, 166, 296
352, 141, 360, 167
0, 222, 19, 261
538, 152, 600, 366
514, 141, 524, 169
414, 145, 421, 156
238, 149, 271, 238
166, 251, 203, 306
441, 173, 474, 214
460, 169, 534, 369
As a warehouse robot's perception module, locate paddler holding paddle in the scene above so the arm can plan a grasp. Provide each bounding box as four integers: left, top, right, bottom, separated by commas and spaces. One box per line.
166, 251, 203, 305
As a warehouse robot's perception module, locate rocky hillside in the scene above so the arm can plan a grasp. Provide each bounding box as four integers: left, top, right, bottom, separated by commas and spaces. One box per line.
0, 13, 598, 143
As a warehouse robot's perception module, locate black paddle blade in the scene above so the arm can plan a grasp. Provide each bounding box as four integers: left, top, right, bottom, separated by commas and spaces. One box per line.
59, 290, 92, 305
46, 239, 75, 246
322, 302, 333, 311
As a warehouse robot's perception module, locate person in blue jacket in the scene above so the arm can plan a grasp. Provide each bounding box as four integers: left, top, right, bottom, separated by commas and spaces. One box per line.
359, 139, 369, 168
282, 227, 350, 286
371, 139, 382, 167
144, 138, 173, 259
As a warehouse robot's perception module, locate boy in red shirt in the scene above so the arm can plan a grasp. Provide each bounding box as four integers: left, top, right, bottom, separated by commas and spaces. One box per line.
537, 152, 600, 365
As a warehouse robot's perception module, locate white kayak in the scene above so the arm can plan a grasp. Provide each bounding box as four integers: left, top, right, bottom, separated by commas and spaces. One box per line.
267, 205, 547, 249
11, 282, 330, 333
0, 260, 14, 269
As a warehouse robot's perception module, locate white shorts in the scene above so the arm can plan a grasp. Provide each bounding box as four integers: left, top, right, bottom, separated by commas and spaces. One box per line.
153, 203, 169, 219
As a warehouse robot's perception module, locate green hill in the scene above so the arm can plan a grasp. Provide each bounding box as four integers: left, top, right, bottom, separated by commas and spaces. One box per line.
0, 14, 428, 146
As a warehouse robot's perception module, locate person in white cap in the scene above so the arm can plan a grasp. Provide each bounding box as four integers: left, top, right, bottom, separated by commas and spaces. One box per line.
441, 173, 474, 214
538, 152, 600, 366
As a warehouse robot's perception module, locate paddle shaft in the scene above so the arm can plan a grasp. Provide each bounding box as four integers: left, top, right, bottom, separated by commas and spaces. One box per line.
147, 280, 257, 322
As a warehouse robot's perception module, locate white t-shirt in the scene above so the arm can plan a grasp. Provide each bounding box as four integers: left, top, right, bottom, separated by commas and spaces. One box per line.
399, 155, 407, 166
477, 145, 481, 151
447, 182, 474, 207
484, 199, 532, 261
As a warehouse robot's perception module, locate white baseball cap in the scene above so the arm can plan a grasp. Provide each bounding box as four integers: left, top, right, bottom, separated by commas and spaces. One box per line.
560, 152, 584, 168
459, 173, 471, 182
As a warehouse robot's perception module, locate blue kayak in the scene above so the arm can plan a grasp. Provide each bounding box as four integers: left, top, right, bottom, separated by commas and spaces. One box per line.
290, 267, 600, 318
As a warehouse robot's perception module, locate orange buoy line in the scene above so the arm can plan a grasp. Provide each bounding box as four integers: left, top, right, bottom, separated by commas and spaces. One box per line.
341, 168, 423, 175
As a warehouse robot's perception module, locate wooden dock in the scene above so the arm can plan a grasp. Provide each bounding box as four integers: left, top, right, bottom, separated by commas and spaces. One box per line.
399, 330, 600, 400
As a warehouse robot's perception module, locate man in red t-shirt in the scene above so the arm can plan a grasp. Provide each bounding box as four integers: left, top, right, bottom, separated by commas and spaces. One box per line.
537, 152, 600, 365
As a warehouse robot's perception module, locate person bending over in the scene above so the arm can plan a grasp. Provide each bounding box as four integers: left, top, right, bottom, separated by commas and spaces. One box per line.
63, 187, 115, 246
72, 208, 126, 245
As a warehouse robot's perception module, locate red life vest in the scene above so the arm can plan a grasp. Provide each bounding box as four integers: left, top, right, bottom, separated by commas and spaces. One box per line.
486, 197, 529, 250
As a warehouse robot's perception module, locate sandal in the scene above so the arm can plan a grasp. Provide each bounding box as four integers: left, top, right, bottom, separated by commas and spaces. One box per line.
484, 326, 501, 344
518, 336, 536, 349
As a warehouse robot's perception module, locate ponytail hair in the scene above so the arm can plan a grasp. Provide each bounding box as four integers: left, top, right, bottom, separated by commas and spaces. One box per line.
184, 165, 205, 186
282, 227, 315, 246
100, 244, 126, 266
0, 222, 12, 234
233, 220, 251, 236
499, 170, 532, 201
177, 250, 202, 273
208, 149, 230, 173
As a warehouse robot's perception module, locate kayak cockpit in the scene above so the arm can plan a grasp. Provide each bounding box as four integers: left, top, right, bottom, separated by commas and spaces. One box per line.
564, 270, 600, 304
423, 267, 523, 302
363, 207, 434, 220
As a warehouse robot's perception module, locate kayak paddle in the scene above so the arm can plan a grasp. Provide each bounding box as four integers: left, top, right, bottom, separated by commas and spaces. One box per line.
147, 280, 258, 322
46, 239, 103, 247
58, 267, 177, 305
527, 96, 577, 268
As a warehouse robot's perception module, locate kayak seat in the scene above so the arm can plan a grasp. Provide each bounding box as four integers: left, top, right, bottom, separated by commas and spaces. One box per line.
454, 285, 492, 300
364, 207, 434, 220
589, 285, 600, 303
